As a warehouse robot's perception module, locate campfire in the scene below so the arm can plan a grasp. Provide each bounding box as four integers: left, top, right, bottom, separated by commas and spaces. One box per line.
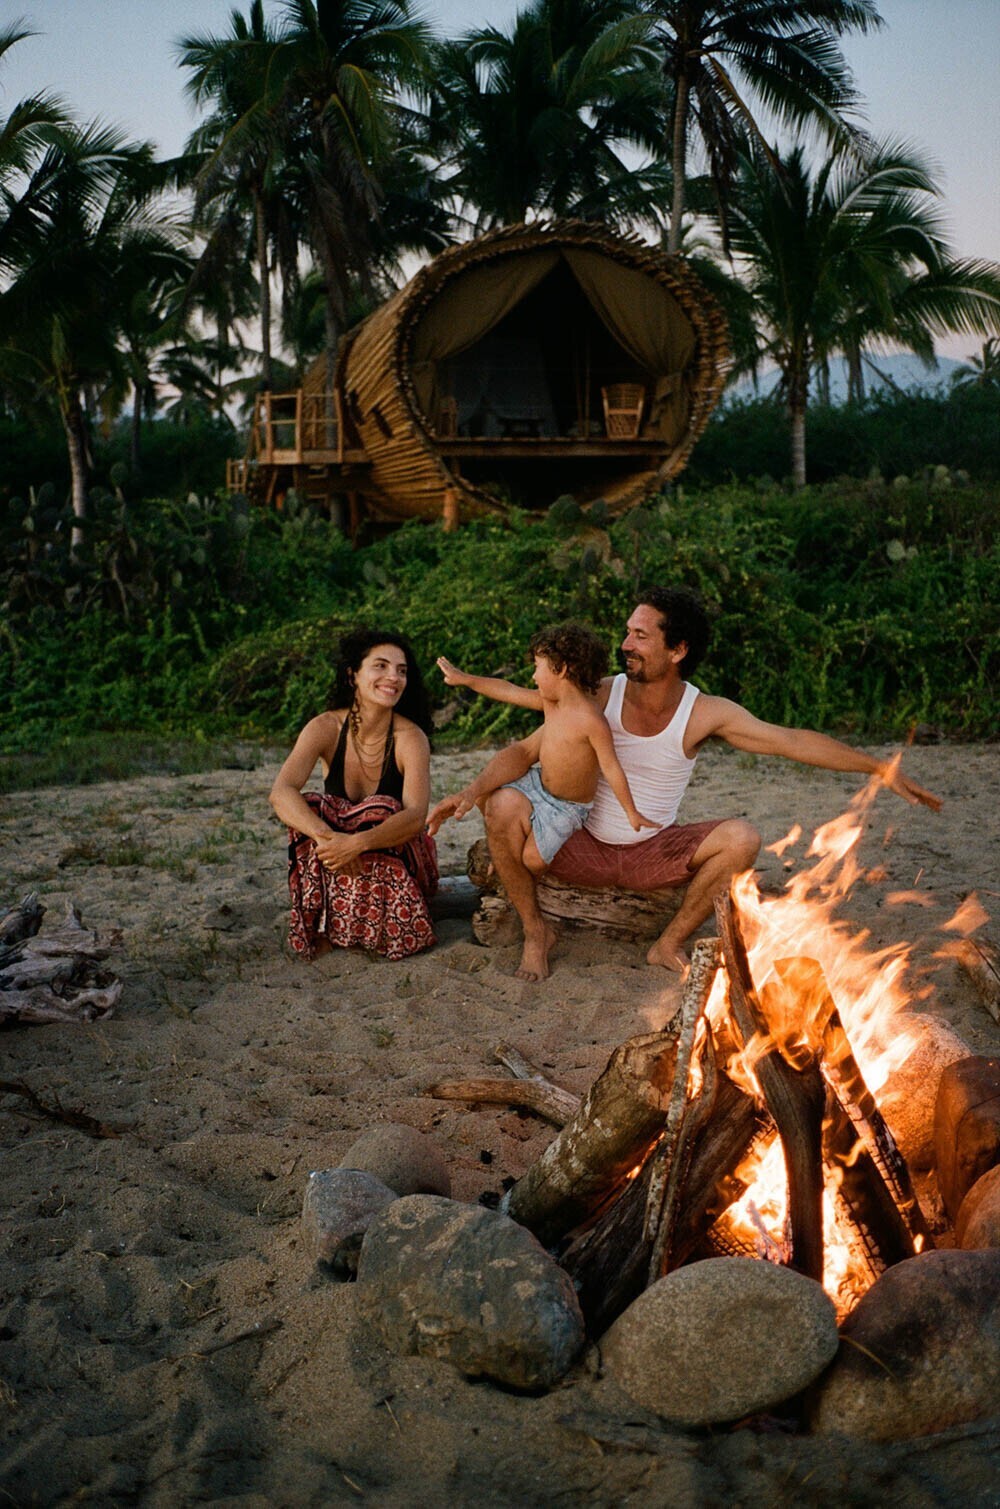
435, 774, 989, 1334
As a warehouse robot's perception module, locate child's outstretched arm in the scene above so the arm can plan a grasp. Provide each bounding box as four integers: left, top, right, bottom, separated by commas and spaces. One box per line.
589, 718, 660, 833
437, 656, 543, 711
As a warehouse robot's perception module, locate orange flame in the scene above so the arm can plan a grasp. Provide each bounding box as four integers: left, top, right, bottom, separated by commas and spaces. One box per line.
708, 772, 990, 1312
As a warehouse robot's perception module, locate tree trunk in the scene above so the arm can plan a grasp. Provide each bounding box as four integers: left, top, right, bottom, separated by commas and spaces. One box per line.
846, 341, 865, 404
62, 389, 90, 552
130, 379, 142, 475
787, 351, 809, 490
667, 71, 689, 256
255, 191, 273, 391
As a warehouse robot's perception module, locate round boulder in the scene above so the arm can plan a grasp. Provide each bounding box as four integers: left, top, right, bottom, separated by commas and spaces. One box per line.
599, 1257, 839, 1427
302, 1168, 397, 1274
956, 1165, 1000, 1250
356, 1194, 584, 1390
339, 1122, 451, 1198
809, 1249, 1000, 1439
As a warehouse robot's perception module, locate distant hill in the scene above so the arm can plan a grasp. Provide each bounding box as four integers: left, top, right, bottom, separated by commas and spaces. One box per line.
727, 352, 964, 404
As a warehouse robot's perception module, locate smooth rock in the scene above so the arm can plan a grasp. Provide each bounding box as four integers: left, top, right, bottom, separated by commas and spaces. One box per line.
934, 1056, 1000, 1218
875, 1017, 971, 1172
340, 1122, 451, 1198
810, 1249, 1000, 1440
956, 1164, 1000, 1250
356, 1194, 584, 1389
302, 1168, 397, 1273
599, 1257, 839, 1427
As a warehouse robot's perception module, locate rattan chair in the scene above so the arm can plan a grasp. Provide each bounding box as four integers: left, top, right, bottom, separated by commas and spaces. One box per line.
601, 383, 645, 438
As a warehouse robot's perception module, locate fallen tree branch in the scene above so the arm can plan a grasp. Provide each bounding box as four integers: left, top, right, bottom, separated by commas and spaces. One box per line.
425, 1077, 580, 1126
0, 1078, 123, 1139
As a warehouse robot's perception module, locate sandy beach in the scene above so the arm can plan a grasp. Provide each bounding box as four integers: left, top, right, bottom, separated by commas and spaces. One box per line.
1, 738, 999, 1506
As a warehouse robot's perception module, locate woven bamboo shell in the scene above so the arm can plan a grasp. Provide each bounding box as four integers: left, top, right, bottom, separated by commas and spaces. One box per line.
302, 220, 730, 523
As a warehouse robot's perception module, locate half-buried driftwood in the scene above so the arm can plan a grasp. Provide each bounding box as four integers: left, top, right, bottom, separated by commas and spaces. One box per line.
0, 894, 122, 1025
466, 839, 685, 947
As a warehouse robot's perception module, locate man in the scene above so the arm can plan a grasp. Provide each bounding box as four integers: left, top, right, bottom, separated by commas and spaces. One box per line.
428, 587, 941, 976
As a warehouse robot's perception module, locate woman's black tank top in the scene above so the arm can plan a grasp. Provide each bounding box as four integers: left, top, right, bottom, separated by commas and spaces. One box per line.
324, 715, 404, 803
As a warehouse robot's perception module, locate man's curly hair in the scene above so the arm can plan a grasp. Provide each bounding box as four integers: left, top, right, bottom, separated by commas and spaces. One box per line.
528, 622, 608, 696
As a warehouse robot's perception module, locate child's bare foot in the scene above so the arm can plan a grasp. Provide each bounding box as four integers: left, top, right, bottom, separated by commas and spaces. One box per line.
515, 924, 557, 982
646, 934, 690, 973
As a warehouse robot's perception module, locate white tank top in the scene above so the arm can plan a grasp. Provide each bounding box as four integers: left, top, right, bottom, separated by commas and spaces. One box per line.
585, 675, 700, 845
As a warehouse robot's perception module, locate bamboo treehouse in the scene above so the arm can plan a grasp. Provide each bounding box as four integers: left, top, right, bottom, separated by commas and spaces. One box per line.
228, 221, 730, 529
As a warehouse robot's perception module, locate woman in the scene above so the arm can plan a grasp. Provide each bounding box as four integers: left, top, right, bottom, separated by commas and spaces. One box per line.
269, 628, 438, 960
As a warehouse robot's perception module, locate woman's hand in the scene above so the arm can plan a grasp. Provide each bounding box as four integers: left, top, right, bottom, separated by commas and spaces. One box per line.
314, 829, 366, 874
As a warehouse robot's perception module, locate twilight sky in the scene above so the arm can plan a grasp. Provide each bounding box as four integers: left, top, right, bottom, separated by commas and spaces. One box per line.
4, 0, 998, 359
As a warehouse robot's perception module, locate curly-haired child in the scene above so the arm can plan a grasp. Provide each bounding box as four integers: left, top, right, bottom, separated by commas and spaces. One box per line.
431, 622, 657, 980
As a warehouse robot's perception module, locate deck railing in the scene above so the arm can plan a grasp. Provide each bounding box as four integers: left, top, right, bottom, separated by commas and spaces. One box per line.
251, 389, 338, 461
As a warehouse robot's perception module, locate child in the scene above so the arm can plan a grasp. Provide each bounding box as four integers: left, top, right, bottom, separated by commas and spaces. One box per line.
430, 622, 658, 981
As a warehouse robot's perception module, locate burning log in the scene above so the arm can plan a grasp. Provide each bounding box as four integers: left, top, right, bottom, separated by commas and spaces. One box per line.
716, 894, 827, 1282
502, 1026, 681, 1247
561, 1067, 761, 1334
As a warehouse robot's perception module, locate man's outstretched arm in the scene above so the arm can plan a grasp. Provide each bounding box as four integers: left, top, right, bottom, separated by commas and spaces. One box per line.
427, 732, 541, 834
699, 697, 942, 810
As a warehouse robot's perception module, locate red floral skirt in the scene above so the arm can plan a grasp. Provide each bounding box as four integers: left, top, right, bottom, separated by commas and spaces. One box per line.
286, 792, 438, 961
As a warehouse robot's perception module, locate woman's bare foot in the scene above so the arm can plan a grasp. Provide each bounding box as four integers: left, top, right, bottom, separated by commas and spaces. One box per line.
646, 934, 690, 973
515, 924, 558, 982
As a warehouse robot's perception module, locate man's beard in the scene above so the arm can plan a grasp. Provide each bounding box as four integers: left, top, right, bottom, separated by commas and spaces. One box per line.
621, 652, 648, 682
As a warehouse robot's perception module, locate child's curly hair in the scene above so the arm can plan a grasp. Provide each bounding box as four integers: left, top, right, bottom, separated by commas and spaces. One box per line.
528, 622, 608, 696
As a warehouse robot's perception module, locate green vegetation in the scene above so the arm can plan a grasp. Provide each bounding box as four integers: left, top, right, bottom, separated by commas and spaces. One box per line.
2, 467, 997, 792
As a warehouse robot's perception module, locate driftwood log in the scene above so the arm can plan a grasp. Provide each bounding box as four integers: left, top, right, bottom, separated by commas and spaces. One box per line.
427, 1042, 580, 1127
466, 839, 685, 947
951, 936, 1000, 1027
0, 895, 122, 1025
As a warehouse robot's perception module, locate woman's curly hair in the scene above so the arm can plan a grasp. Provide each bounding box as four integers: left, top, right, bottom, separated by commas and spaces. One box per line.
329, 627, 434, 737
528, 622, 608, 696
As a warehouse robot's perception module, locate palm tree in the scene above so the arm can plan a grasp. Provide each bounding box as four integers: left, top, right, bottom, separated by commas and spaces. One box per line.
952, 337, 1000, 391
0, 123, 188, 543
177, 1, 289, 389
0, 22, 72, 270
270, 0, 435, 372
429, 0, 666, 230
637, 0, 883, 253
726, 141, 1000, 486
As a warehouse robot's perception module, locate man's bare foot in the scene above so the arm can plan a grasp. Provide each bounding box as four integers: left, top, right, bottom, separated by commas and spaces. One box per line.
515, 925, 558, 982
646, 936, 690, 973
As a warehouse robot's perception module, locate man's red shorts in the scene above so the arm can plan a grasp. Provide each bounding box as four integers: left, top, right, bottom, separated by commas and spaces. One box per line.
546, 819, 722, 890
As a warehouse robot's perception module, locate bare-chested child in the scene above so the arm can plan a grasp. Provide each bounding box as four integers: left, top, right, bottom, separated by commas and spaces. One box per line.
429, 622, 658, 981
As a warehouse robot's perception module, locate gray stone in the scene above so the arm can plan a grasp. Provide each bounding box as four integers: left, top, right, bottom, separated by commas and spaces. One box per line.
302, 1168, 397, 1273
809, 1249, 1000, 1440
599, 1257, 839, 1427
340, 1123, 451, 1198
956, 1164, 1000, 1250
356, 1194, 585, 1389
875, 1016, 971, 1172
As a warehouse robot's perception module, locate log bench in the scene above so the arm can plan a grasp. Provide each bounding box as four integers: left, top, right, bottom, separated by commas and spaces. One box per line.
465, 839, 686, 948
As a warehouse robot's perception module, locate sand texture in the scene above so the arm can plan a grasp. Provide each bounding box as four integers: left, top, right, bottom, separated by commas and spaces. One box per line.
2, 740, 999, 1505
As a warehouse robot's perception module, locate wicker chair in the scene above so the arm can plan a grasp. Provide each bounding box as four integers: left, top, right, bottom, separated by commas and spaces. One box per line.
601, 383, 645, 438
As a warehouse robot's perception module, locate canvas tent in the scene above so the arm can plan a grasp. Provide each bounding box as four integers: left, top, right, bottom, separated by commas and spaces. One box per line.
284, 220, 729, 524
